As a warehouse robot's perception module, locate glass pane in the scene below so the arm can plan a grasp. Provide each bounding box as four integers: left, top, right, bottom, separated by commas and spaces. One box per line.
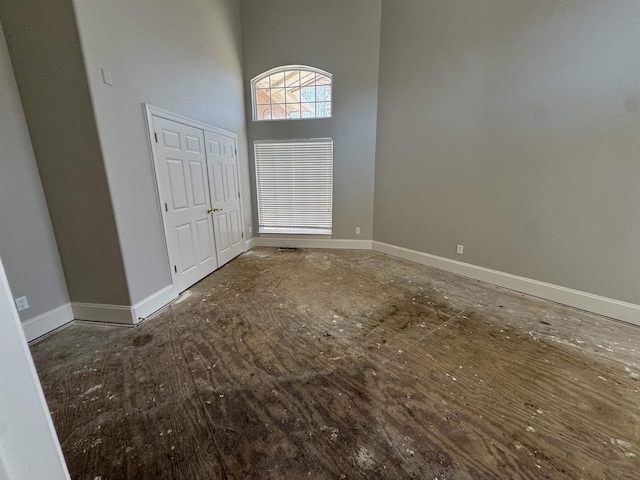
286, 103, 300, 119
285, 88, 300, 104
300, 102, 316, 118
284, 70, 300, 87
316, 74, 331, 85
269, 72, 285, 87
255, 88, 271, 105
271, 104, 286, 119
316, 85, 331, 102
270, 88, 285, 104
253, 69, 333, 121
300, 86, 315, 102
255, 76, 270, 89
316, 102, 331, 118
256, 105, 271, 120
299, 70, 315, 86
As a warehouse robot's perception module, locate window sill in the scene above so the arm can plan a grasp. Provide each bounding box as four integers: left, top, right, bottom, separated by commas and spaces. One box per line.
259, 228, 332, 235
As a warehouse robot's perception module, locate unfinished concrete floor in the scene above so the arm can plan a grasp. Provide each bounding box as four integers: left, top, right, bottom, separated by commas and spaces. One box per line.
31, 248, 640, 479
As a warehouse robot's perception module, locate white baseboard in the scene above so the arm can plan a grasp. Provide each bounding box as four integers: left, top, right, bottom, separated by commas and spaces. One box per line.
71, 302, 135, 325
245, 237, 256, 250
71, 284, 177, 326
22, 303, 74, 342
29, 242, 637, 340
372, 241, 640, 326
253, 237, 373, 250
132, 285, 177, 322
249, 237, 639, 324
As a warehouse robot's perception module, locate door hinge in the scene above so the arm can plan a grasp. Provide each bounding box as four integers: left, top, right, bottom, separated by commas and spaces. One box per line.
174, 265, 177, 273
154, 133, 158, 143
238, 192, 240, 199
164, 202, 168, 212
241, 232, 244, 238
235, 148, 237, 156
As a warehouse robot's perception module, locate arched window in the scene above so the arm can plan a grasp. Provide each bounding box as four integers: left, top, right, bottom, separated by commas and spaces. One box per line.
251, 65, 332, 121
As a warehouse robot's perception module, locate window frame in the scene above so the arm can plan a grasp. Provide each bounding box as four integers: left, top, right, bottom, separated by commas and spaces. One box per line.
254, 138, 333, 235
251, 65, 333, 122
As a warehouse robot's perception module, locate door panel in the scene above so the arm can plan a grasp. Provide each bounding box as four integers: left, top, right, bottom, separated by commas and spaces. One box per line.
189, 162, 207, 206
212, 163, 225, 202
215, 214, 230, 251
225, 164, 237, 199
162, 130, 181, 149
205, 131, 244, 266
167, 160, 188, 209
185, 135, 201, 153
196, 219, 214, 261
230, 210, 241, 244
153, 116, 218, 292
176, 224, 196, 272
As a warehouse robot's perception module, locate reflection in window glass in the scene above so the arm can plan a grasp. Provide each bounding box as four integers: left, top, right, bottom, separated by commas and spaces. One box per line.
300, 86, 315, 102
271, 104, 286, 120
316, 102, 331, 118
317, 86, 331, 102
285, 70, 300, 87
286, 103, 300, 119
269, 72, 284, 87
251, 66, 333, 121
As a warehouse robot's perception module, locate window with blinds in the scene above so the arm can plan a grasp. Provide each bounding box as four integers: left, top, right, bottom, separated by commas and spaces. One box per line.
254, 139, 333, 235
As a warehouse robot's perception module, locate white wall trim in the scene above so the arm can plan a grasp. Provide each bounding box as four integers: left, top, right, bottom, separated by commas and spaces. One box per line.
132, 284, 177, 321
245, 237, 256, 250
372, 241, 640, 326
209, 236, 640, 324
22, 285, 178, 342
21, 286, 176, 341
32, 240, 637, 339
71, 302, 135, 325
253, 237, 373, 250
22, 303, 74, 343
144, 104, 240, 138
71, 284, 177, 326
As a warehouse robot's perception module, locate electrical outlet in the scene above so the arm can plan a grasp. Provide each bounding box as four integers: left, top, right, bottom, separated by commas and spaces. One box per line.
249, 226, 253, 234
14, 296, 29, 312
355, 227, 361, 235
456, 245, 464, 255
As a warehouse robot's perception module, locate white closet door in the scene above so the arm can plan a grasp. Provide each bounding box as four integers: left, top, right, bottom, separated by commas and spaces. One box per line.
205, 130, 244, 267
152, 116, 218, 292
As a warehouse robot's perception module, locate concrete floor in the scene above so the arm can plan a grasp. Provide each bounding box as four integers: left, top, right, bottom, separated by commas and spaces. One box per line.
31, 248, 640, 479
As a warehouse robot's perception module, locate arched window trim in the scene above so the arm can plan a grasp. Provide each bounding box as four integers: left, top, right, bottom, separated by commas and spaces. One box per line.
251, 65, 333, 121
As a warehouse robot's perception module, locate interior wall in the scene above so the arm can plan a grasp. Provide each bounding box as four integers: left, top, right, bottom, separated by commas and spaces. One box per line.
240, 0, 382, 240
0, 0, 129, 306
73, 0, 252, 304
0, 259, 70, 479
0, 20, 70, 322
374, 0, 640, 304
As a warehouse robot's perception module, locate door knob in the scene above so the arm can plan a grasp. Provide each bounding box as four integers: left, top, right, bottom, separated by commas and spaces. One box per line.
207, 208, 222, 213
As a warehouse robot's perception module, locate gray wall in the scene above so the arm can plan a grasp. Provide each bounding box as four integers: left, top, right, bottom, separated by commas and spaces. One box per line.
240, 0, 382, 240
0, 21, 70, 322
73, 0, 251, 304
0, 0, 130, 305
374, 0, 640, 304
0, 259, 70, 479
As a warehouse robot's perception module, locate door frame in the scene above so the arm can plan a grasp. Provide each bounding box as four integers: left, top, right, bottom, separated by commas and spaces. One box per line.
143, 103, 247, 292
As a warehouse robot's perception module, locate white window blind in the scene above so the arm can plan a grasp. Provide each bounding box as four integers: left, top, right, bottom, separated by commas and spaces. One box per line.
255, 139, 333, 235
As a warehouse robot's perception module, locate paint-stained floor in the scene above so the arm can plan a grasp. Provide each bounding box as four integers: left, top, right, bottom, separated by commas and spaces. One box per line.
30, 248, 640, 479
